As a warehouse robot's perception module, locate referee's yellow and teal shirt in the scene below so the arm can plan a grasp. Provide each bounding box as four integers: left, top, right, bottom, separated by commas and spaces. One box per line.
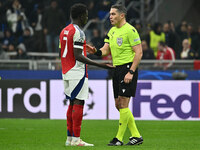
104, 23, 141, 66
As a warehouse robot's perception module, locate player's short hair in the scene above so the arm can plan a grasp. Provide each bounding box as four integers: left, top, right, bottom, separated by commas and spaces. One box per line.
159, 41, 166, 47
111, 4, 127, 16
70, 3, 87, 20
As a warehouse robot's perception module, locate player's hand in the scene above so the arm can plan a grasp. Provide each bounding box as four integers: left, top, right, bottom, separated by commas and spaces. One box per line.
105, 64, 115, 69
124, 72, 133, 84
99, 63, 115, 69
86, 44, 96, 54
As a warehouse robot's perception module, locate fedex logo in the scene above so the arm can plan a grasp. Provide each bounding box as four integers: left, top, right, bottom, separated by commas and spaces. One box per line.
133, 82, 200, 120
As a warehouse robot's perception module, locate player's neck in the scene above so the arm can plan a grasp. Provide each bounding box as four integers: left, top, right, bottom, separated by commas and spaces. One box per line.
116, 19, 126, 28
72, 20, 83, 29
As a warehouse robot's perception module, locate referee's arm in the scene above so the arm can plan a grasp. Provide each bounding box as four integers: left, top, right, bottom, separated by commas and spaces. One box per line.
130, 44, 143, 72
86, 42, 110, 56
124, 44, 143, 84
100, 43, 111, 56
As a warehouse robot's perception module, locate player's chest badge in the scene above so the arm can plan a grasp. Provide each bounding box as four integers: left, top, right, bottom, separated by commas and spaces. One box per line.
117, 37, 123, 46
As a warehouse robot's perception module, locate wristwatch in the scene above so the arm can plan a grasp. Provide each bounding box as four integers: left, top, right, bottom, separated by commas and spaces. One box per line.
129, 70, 135, 75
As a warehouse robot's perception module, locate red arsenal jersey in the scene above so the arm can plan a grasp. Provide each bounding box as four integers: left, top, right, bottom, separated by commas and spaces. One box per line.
156, 46, 175, 60
59, 24, 87, 80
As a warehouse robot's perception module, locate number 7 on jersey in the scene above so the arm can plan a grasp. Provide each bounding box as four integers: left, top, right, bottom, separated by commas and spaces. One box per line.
62, 36, 68, 58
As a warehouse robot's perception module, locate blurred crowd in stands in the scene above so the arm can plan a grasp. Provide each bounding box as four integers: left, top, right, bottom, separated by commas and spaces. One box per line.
0, 0, 200, 61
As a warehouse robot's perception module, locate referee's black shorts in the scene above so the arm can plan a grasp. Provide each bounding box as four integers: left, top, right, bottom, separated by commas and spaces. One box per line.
112, 62, 138, 99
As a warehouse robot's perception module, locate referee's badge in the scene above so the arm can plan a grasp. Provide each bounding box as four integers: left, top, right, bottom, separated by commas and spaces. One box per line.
117, 38, 123, 46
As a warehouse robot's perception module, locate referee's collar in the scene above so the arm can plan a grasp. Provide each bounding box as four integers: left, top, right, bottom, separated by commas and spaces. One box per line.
116, 22, 127, 28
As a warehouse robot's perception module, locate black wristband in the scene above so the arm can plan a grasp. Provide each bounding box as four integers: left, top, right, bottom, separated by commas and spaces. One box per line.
129, 70, 135, 75
94, 49, 102, 56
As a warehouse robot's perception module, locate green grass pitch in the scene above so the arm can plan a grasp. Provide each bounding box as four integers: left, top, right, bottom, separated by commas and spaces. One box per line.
0, 119, 200, 150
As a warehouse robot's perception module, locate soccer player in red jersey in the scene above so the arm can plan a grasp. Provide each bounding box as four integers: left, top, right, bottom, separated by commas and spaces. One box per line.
59, 3, 114, 146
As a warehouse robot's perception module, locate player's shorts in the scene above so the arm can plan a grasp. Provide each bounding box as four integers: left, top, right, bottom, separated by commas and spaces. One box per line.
112, 62, 138, 98
63, 77, 89, 101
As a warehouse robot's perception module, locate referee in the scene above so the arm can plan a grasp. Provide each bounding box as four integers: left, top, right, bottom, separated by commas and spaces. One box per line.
87, 4, 143, 146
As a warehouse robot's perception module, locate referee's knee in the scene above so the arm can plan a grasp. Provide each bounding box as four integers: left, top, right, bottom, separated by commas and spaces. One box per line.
115, 98, 120, 111
115, 103, 119, 111
118, 96, 130, 109
118, 104, 127, 109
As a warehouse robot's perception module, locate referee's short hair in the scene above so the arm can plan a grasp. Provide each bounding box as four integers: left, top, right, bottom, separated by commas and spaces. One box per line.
111, 4, 127, 16
70, 3, 87, 20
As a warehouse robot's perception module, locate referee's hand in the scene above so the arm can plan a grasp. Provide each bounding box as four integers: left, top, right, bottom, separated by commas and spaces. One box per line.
86, 44, 96, 54
124, 72, 133, 84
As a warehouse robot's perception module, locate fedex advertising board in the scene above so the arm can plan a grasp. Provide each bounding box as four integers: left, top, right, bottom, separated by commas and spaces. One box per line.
0, 80, 199, 120
132, 81, 200, 120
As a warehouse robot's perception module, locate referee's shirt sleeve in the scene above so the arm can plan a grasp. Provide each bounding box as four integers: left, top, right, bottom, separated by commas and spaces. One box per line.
104, 29, 111, 44
128, 28, 141, 47
104, 34, 109, 43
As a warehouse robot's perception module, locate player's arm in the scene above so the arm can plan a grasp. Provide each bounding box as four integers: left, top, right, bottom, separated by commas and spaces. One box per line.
74, 47, 114, 69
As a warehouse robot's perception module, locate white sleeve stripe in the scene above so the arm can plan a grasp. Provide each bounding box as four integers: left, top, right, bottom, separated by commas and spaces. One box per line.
167, 47, 175, 68
74, 45, 83, 49
168, 47, 175, 61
